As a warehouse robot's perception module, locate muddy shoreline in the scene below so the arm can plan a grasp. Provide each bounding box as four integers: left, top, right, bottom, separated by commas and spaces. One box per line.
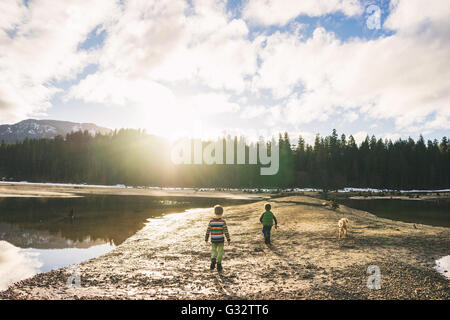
0, 182, 271, 200
1, 195, 449, 300
1, 182, 449, 201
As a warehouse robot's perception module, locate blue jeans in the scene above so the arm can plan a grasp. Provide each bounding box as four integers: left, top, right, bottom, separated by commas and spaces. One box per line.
262, 226, 272, 241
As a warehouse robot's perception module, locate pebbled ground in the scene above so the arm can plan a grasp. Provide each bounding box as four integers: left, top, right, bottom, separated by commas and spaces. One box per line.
1, 196, 448, 300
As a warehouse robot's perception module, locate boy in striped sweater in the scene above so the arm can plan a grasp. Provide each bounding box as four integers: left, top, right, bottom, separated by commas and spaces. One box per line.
205, 205, 231, 272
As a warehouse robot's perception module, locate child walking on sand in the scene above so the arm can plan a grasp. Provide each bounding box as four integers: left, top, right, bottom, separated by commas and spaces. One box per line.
260, 203, 278, 245
205, 205, 231, 272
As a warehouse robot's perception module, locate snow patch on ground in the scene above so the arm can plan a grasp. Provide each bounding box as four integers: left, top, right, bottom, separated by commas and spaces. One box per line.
0, 181, 449, 194
338, 187, 450, 193
434, 256, 450, 280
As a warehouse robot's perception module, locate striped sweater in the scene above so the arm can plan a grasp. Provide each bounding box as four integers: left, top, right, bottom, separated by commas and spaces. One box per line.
205, 218, 231, 244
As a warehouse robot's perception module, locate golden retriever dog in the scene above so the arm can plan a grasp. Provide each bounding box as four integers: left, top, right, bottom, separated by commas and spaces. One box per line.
338, 218, 349, 239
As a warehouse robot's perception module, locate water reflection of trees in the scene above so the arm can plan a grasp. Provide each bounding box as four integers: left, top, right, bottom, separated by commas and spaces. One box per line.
0, 195, 233, 248
338, 199, 450, 227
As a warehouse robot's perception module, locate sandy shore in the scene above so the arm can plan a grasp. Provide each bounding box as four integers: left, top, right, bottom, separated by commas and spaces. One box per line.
0, 182, 270, 200
0, 195, 449, 300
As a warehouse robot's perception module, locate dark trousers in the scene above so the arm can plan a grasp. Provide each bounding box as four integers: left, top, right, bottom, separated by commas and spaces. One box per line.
262, 226, 272, 243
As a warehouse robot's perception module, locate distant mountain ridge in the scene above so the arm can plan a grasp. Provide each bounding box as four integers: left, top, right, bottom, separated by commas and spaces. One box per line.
0, 119, 111, 143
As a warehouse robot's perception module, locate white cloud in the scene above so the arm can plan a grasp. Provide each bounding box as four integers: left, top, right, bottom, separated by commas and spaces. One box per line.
70, 0, 257, 104
283, 90, 336, 124
243, 0, 363, 26
65, 0, 258, 136
184, 93, 240, 114
239, 105, 269, 119
384, 0, 450, 36
0, 0, 26, 33
67, 70, 177, 108
353, 131, 368, 144
253, 0, 450, 132
344, 111, 359, 122
0, 0, 116, 123
424, 115, 450, 131
0, 241, 42, 291
1, 0, 448, 140
382, 132, 402, 142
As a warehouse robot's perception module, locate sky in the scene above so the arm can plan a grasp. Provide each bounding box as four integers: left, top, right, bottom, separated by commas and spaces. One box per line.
0, 0, 449, 144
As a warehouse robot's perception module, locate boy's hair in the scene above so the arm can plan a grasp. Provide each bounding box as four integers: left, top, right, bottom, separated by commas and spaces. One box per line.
214, 205, 224, 215
264, 203, 271, 211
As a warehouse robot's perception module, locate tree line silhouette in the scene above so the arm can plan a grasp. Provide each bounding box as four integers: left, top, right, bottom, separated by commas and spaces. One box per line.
0, 129, 448, 190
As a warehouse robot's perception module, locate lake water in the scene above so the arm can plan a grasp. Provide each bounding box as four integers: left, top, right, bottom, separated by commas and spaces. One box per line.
337, 198, 450, 228
0, 195, 251, 290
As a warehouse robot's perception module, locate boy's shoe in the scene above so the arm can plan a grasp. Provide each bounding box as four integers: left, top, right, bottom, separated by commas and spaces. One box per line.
210, 258, 216, 270
217, 263, 223, 272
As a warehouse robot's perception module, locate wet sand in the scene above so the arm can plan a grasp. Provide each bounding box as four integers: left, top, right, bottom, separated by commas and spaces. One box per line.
0, 195, 449, 300
0, 183, 270, 200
